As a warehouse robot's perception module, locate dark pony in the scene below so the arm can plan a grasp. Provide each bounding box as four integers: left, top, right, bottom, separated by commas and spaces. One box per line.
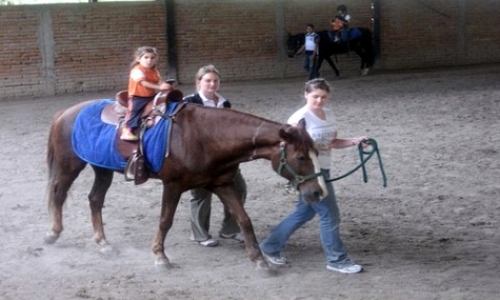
44, 97, 327, 272
287, 28, 375, 76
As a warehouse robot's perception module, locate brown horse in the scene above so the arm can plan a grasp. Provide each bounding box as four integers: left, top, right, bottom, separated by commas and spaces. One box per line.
44, 96, 327, 272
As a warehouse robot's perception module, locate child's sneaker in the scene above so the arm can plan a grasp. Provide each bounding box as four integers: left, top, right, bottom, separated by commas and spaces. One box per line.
120, 127, 138, 141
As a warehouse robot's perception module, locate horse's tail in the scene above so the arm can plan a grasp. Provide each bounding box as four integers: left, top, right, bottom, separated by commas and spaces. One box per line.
46, 110, 64, 213
47, 111, 63, 182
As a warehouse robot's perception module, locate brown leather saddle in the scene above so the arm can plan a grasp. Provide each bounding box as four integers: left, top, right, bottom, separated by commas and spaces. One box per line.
100, 89, 184, 184
101, 90, 183, 128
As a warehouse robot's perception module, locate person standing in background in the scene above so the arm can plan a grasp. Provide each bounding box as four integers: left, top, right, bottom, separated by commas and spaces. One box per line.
295, 24, 320, 80
182, 64, 247, 247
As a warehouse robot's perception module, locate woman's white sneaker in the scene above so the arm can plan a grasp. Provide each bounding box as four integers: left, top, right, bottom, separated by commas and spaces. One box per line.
326, 262, 363, 274
219, 232, 245, 243
262, 252, 287, 265
197, 238, 219, 247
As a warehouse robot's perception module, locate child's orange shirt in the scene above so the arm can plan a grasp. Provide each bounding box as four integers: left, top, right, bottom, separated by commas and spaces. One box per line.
128, 65, 162, 97
332, 19, 343, 31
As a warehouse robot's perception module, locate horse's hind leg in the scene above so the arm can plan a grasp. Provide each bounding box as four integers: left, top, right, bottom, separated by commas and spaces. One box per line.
355, 46, 369, 76
45, 158, 86, 244
88, 166, 115, 255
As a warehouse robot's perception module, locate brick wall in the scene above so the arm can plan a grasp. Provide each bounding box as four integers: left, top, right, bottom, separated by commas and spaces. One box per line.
0, 0, 499, 100
379, 0, 500, 68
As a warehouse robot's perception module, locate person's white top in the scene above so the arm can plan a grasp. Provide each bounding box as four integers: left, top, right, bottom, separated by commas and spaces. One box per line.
288, 105, 337, 169
304, 32, 318, 51
199, 91, 227, 108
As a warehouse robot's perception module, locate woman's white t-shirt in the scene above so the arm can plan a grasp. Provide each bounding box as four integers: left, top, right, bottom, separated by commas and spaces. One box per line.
287, 105, 337, 169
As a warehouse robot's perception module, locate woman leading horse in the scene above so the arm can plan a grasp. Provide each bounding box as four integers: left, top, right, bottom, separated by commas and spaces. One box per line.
44, 94, 327, 272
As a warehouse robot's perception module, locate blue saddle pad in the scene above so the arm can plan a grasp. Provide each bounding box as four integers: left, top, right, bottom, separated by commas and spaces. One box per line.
71, 100, 178, 172
348, 28, 362, 41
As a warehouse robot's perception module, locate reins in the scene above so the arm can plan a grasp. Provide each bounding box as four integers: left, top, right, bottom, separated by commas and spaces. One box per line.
327, 138, 387, 187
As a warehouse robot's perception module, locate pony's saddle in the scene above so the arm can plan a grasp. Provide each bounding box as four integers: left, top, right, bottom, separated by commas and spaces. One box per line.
100, 89, 183, 184
101, 90, 183, 128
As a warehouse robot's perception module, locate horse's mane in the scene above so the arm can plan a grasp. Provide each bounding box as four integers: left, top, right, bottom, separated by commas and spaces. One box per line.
182, 103, 315, 153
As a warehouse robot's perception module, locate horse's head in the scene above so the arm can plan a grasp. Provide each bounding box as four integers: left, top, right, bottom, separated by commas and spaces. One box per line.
274, 119, 328, 203
286, 33, 304, 58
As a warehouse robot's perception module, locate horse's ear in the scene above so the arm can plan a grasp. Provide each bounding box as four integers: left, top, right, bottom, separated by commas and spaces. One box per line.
166, 89, 183, 102
279, 124, 294, 143
279, 122, 303, 144
298, 118, 306, 130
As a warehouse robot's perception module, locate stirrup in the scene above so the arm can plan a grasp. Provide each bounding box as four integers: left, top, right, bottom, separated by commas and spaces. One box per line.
124, 151, 149, 185
124, 153, 137, 181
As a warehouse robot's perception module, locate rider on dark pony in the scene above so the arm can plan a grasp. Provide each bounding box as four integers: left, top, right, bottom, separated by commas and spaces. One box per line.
328, 4, 351, 43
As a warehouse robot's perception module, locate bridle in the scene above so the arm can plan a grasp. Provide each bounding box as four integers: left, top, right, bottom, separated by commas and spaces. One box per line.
275, 142, 323, 190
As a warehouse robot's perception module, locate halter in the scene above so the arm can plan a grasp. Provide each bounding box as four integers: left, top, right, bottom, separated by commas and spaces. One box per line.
275, 142, 323, 190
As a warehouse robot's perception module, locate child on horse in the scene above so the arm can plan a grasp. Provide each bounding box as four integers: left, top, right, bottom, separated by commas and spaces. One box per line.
328, 4, 351, 43
121, 46, 173, 141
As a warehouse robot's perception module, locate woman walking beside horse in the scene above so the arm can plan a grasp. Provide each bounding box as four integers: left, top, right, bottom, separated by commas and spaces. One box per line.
260, 78, 369, 274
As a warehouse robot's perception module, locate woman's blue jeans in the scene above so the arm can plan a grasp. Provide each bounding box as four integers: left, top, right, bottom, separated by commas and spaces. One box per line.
260, 169, 348, 264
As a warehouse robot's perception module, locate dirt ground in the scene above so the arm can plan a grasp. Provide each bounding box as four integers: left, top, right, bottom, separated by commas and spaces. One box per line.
1, 64, 499, 300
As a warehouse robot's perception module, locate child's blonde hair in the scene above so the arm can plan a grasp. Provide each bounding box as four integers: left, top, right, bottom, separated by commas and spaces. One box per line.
130, 46, 159, 69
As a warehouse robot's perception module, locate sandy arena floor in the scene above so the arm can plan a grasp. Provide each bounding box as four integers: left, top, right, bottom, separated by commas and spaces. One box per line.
1, 65, 499, 300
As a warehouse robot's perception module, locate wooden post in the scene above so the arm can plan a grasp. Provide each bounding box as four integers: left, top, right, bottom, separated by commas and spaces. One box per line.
165, 0, 178, 81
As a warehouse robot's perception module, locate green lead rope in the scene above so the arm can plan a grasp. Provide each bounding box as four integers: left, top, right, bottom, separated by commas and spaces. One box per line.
326, 138, 387, 187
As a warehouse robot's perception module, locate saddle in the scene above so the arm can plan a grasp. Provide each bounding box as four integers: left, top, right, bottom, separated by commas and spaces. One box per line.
101, 89, 184, 185
101, 89, 183, 127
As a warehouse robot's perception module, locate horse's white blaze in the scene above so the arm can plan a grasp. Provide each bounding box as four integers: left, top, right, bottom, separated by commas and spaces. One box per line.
309, 150, 328, 198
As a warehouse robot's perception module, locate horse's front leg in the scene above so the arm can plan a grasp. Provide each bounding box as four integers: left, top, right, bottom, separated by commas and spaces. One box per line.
88, 166, 115, 255
214, 185, 270, 271
315, 56, 324, 77
152, 183, 182, 269
324, 55, 340, 77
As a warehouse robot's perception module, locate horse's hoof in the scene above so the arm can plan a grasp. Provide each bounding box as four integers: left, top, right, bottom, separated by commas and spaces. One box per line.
44, 233, 59, 244
99, 244, 118, 257
154, 258, 173, 270
255, 260, 279, 277
361, 68, 370, 76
